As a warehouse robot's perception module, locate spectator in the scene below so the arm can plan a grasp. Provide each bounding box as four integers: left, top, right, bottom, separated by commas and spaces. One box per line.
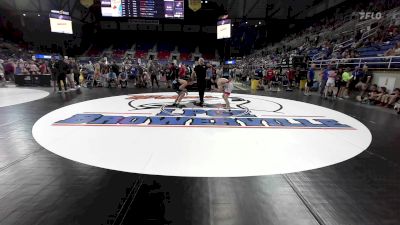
49, 59, 57, 91
305, 64, 316, 96
54, 58, 68, 92
178, 64, 186, 79
129, 63, 137, 85
107, 69, 117, 88
118, 68, 128, 88
286, 67, 295, 90
65, 59, 75, 89
384, 42, 400, 56
28, 61, 39, 75
148, 61, 159, 88
166, 63, 177, 88
111, 61, 119, 75
265, 67, 276, 90
143, 70, 150, 87
4, 59, 15, 81
136, 64, 145, 87
380, 88, 400, 108
206, 63, 212, 90
0, 59, 5, 87
15, 60, 23, 75
39, 60, 49, 74
355, 65, 373, 100
21, 62, 27, 74
319, 66, 329, 96
350, 66, 363, 92
372, 86, 388, 104
70, 58, 80, 88
339, 67, 353, 99
324, 67, 337, 99
362, 84, 378, 103
93, 62, 100, 81
216, 67, 223, 78
211, 65, 218, 89
334, 67, 343, 97
394, 100, 400, 114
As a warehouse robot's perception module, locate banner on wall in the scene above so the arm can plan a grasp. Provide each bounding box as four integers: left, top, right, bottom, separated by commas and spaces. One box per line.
128, 19, 160, 25
188, 0, 201, 12
80, 0, 94, 8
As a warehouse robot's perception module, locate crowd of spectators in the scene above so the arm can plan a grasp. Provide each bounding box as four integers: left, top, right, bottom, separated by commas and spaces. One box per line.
0, 35, 229, 92
78, 59, 196, 89
1, 50, 399, 114
0, 59, 52, 76
279, 0, 400, 48
228, 0, 400, 114
45, 57, 230, 92
238, 63, 400, 114
242, 0, 400, 72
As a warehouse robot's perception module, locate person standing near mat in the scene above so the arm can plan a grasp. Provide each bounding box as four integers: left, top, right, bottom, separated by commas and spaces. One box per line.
54, 58, 69, 92
166, 62, 177, 88
70, 58, 80, 88
148, 60, 159, 88
192, 58, 207, 107
304, 64, 315, 96
205, 63, 213, 90
0, 59, 5, 87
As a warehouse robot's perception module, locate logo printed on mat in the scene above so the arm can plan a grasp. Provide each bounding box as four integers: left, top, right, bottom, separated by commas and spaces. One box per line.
53, 94, 353, 129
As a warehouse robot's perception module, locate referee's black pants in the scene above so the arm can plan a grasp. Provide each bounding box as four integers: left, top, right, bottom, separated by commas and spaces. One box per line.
197, 80, 206, 104
74, 73, 80, 86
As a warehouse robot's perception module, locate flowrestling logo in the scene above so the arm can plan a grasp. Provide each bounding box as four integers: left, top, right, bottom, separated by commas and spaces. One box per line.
356, 11, 383, 20
32, 93, 371, 177
53, 94, 354, 129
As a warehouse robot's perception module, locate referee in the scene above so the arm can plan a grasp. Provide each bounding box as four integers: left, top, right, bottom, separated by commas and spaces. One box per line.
192, 58, 207, 107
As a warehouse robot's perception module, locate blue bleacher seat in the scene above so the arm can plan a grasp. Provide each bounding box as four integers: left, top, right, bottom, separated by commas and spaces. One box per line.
379, 44, 395, 51
391, 57, 400, 62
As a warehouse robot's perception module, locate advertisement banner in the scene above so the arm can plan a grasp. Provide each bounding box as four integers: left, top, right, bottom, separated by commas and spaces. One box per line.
188, 0, 201, 12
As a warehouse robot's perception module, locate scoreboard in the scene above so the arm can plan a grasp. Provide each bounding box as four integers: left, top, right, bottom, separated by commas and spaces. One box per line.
101, 0, 184, 19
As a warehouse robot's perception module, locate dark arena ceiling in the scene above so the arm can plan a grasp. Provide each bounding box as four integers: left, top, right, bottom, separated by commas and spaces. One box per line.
0, 0, 346, 20
0, 0, 349, 54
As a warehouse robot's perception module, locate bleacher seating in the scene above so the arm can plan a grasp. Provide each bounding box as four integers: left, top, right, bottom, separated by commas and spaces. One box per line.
158, 42, 175, 52
81, 39, 217, 62
136, 41, 154, 52
179, 42, 196, 54
112, 49, 125, 59
158, 51, 171, 60
87, 47, 102, 57
135, 50, 147, 59
244, 1, 400, 70
180, 52, 191, 61
202, 52, 215, 60
308, 48, 320, 58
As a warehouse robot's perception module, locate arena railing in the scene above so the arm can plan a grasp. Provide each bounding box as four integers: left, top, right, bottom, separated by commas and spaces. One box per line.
311, 56, 400, 69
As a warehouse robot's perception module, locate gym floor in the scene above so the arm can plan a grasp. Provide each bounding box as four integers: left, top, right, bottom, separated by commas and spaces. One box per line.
0, 86, 399, 225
